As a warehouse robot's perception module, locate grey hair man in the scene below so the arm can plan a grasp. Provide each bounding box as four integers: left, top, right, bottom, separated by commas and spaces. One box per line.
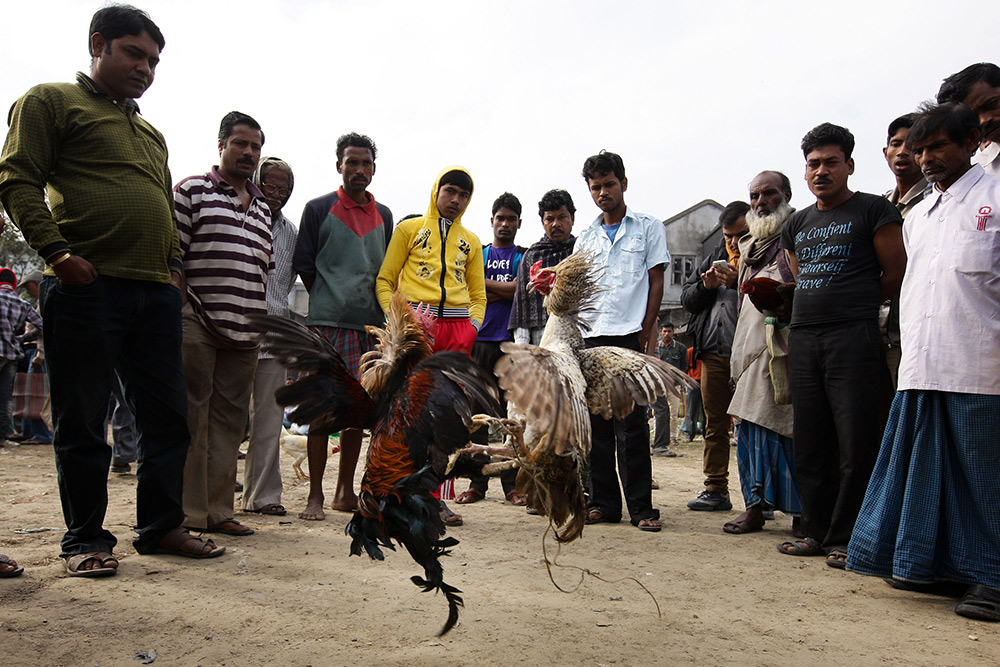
242, 157, 297, 516
724, 171, 802, 537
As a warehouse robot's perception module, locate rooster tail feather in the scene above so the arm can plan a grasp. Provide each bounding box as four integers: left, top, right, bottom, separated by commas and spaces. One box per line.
360, 291, 434, 395
345, 510, 393, 561
407, 545, 465, 636
516, 452, 588, 543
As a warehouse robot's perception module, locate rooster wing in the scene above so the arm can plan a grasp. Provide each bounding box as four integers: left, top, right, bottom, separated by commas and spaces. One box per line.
494, 342, 591, 456
249, 314, 375, 434
578, 346, 692, 420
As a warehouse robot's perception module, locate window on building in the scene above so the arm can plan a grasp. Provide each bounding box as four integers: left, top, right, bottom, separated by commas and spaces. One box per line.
672, 256, 695, 285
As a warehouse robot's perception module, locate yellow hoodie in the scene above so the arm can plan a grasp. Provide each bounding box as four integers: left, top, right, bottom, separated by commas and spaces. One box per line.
376, 166, 486, 325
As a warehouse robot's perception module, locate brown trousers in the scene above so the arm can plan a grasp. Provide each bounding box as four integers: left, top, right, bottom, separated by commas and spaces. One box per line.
700, 352, 734, 493
181, 304, 258, 529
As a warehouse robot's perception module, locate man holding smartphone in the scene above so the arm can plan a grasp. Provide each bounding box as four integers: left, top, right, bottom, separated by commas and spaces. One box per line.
681, 202, 750, 511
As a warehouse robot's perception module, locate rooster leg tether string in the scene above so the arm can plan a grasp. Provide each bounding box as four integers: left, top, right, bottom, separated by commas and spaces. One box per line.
522, 465, 662, 619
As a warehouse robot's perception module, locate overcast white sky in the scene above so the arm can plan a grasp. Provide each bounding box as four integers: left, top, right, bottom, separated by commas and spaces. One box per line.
2, 0, 998, 245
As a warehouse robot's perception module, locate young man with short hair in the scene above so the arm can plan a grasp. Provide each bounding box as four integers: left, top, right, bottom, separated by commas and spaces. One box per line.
574, 151, 668, 532
778, 123, 905, 566
681, 201, 750, 511
881, 114, 932, 386
457, 192, 525, 505
293, 132, 393, 521
376, 166, 484, 525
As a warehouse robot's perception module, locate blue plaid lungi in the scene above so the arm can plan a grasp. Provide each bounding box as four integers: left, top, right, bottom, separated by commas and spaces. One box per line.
847, 390, 1000, 586
735, 420, 801, 515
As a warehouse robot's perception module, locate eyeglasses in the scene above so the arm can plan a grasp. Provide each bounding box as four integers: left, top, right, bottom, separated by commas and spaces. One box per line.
262, 183, 290, 197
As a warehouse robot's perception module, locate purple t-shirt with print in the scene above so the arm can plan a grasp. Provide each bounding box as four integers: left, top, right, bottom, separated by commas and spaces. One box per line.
478, 244, 518, 342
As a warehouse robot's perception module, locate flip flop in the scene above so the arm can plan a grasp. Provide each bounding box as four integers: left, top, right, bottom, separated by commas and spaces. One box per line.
955, 585, 1000, 622
826, 548, 848, 569
63, 551, 118, 577
205, 520, 254, 536
150, 528, 225, 559
505, 491, 527, 506
0, 554, 24, 578
585, 510, 620, 525
440, 505, 464, 526
724, 510, 765, 535
637, 518, 662, 532
455, 489, 484, 505
776, 537, 824, 556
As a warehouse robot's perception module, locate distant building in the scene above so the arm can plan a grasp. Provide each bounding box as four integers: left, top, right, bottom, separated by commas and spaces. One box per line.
659, 199, 724, 330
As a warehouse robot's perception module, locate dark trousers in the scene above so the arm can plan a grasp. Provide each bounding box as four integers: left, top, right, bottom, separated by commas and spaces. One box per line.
788, 319, 886, 549
700, 352, 734, 492
0, 358, 16, 439
40, 276, 190, 556
467, 340, 516, 496
586, 333, 658, 525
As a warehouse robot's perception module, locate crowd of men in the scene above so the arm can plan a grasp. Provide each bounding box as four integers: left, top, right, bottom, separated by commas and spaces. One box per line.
0, 5, 996, 625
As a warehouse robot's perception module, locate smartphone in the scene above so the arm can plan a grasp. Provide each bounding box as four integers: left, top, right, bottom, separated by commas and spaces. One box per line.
712, 259, 730, 270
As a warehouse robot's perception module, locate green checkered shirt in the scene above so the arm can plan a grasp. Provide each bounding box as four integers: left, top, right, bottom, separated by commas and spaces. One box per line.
0, 73, 182, 283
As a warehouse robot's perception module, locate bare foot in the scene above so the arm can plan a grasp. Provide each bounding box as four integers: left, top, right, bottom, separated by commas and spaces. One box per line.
330, 493, 358, 512
299, 497, 326, 521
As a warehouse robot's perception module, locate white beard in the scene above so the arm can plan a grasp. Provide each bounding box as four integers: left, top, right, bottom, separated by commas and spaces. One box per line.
746, 199, 792, 240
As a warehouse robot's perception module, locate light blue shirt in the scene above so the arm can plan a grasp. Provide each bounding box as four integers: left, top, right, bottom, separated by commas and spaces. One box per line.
574, 206, 670, 337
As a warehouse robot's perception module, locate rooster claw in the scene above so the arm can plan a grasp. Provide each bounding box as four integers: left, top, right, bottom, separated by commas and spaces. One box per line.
470, 414, 524, 437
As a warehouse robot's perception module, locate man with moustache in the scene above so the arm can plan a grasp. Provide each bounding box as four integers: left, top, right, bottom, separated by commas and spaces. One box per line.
938, 63, 1000, 175
242, 157, 297, 516
848, 102, 1000, 622
777, 123, 905, 567
0, 4, 224, 572
575, 151, 668, 532
723, 171, 802, 536
293, 133, 393, 521
881, 114, 931, 386
681, 201, 750, 512
509, 189, 577, 345
174, 111, 272, 537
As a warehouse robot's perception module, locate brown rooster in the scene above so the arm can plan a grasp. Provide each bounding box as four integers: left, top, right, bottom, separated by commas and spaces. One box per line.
251, 294, 500, 636
493, 253, 693, 542
740, 275, 795, 323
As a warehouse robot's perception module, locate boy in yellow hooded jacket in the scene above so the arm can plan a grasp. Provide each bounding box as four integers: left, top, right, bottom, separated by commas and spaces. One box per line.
376, 167, 485, 354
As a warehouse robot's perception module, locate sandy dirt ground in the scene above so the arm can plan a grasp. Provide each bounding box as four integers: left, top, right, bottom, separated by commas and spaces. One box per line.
1, 435, 997, 666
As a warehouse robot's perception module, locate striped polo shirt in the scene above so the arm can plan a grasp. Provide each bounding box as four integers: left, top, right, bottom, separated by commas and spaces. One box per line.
174, 167, 273, 346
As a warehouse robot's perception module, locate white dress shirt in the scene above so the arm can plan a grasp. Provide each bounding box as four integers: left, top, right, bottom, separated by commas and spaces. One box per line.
897, 165, 1000, 394
574, 206, 669, 337
975, 142, 1000, 175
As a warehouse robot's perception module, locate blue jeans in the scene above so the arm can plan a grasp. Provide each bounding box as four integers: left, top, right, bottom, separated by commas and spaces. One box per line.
40, 275, 190, 556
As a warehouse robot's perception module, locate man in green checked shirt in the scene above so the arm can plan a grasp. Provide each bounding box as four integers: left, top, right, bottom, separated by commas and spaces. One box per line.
0, 5, 225, 576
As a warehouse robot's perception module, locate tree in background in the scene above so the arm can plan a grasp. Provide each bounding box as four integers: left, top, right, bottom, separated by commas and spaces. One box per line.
0, 208, 43, 282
